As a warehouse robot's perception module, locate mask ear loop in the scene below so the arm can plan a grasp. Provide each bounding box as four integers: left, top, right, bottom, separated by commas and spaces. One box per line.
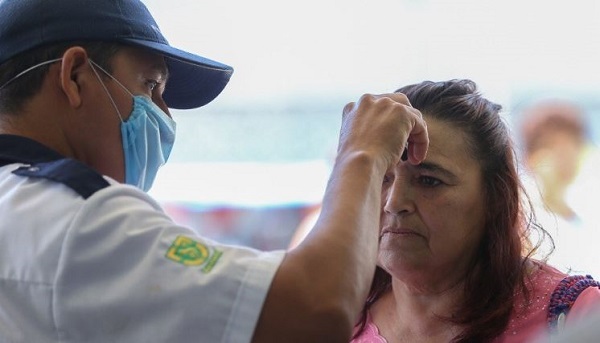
88, 59, 127, 122
0, 58, 62, 91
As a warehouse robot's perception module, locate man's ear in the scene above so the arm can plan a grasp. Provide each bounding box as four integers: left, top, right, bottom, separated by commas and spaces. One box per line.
59, 47, 90, 109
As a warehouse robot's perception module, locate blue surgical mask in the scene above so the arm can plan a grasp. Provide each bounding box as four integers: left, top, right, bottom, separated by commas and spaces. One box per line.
89, 59, 176, 192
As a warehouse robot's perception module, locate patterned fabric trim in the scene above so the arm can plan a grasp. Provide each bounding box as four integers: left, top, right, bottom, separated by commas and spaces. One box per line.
547, 274, 600, 333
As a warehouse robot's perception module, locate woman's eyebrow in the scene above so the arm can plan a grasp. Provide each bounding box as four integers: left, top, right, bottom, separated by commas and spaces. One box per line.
414, 161, 458, 180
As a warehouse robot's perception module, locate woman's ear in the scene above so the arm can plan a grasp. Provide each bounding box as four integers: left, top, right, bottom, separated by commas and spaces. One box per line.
59, 47, 89, 109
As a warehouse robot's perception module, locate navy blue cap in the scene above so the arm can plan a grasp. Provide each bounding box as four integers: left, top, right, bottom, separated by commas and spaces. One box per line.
0, 0, 233, 110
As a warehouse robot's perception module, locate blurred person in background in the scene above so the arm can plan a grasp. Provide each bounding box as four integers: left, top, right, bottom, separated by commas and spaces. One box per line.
350, 79, 600, 343
518, 99, 600, 277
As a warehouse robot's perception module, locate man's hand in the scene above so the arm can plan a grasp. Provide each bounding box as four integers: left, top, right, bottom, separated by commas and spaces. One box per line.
338, 92, 428, 170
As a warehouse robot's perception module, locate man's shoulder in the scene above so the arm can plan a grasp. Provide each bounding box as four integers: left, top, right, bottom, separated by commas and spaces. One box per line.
0, 134, 111, 199
11, 158, 110, 199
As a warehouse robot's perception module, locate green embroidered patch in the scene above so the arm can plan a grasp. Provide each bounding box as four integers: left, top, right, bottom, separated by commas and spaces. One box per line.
165, 235, 223, 273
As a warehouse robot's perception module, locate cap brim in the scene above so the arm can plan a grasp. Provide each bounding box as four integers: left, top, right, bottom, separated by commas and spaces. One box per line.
124, 38, 234, 110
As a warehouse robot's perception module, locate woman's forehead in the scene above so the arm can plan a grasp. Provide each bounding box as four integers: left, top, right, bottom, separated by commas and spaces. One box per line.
422, 117, 479, 174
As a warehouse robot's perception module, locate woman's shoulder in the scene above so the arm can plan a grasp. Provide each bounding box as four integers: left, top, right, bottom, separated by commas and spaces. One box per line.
524, 260, 569, 295
532, 259, 566, 277
496, 260, 578, 341
548, 272, 600, 333
528, 259, 600, 334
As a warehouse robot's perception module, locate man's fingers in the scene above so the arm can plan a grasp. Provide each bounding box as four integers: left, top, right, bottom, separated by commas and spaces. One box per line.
370, 92, 413, 107
407, 115, 428, 164
342, 102, 355, 122
340, 92, 429, 166
343, 102, 355, 115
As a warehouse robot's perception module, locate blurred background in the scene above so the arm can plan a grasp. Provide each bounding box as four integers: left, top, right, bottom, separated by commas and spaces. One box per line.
142, 0, 600, 272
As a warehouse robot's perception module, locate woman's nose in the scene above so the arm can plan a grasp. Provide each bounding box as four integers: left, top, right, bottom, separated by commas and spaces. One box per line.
383, 178, 415, 216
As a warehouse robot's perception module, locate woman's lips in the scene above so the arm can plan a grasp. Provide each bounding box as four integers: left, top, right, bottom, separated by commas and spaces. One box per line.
380, 226, 423, 237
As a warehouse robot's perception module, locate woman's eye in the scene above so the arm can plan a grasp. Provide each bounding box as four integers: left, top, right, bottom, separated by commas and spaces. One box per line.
418, 176, 441, 187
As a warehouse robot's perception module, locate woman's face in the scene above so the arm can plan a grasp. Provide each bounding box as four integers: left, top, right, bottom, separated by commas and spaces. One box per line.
378, 116, 486, 288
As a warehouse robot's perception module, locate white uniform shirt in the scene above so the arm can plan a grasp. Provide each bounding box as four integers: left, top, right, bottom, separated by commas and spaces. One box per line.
0, 135, 285, 343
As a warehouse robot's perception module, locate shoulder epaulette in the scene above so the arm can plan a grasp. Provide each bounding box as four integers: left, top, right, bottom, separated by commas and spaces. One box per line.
12, 158, 110, 199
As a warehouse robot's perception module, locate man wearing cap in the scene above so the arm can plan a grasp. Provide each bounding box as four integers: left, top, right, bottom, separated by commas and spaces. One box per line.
0, 0, 428, 342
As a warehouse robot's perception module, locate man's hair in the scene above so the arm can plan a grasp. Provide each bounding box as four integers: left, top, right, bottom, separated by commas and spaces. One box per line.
0, 41, 121, 114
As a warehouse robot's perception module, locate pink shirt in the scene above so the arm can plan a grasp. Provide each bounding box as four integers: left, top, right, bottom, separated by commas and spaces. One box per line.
351, 263, 600, 343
